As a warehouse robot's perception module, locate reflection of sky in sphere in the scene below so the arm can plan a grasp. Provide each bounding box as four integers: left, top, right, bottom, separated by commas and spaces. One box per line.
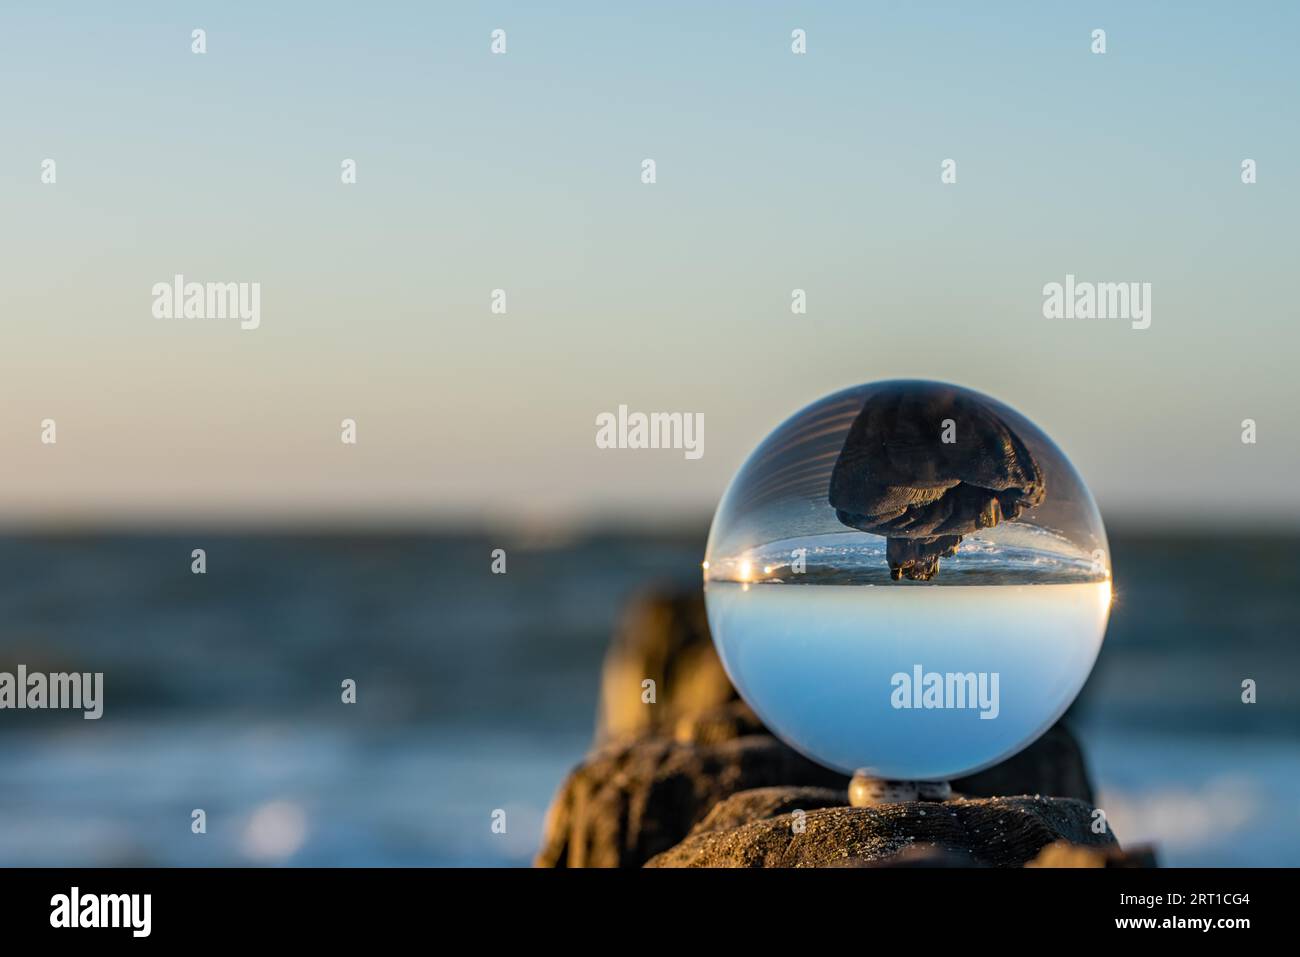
707, 579, 1111, 779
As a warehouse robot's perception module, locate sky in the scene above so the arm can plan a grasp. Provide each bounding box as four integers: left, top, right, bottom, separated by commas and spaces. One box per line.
1, 2, 1297, 530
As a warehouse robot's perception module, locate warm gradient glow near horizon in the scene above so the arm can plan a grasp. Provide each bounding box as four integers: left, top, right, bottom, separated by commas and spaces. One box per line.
2, 2, 1297, 529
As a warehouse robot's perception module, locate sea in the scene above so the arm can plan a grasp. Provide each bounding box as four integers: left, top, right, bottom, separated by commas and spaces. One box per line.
0, 529, 1296, 867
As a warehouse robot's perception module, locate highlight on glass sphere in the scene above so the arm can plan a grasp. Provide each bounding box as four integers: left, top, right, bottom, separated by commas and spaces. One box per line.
703, 380, 1112, 783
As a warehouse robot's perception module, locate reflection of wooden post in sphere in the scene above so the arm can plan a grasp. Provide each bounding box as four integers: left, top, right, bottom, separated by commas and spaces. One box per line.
849, 771, 952, 807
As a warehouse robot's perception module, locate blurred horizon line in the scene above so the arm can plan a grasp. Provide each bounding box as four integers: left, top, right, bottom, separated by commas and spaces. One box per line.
0, 508, 1296, 539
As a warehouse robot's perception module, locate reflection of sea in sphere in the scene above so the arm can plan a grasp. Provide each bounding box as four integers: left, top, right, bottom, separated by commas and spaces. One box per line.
703, 381, 1112, 781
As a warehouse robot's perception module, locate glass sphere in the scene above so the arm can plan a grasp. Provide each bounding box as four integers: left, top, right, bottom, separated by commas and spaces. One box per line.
703, 380, 1111, 781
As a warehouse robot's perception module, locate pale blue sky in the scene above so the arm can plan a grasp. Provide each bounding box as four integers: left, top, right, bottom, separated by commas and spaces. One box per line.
1, 2, 1296, 528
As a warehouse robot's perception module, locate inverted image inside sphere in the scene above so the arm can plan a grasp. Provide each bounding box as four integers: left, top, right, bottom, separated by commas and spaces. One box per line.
829, 386, 1046, 580
703, 380, 1111, 780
